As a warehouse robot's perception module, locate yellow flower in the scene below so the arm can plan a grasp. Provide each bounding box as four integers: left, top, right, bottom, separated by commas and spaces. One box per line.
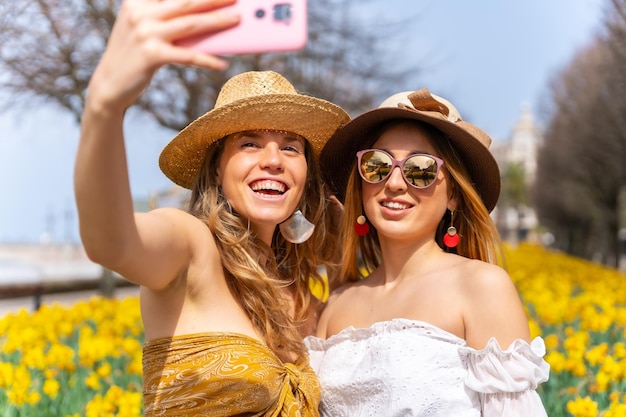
605, 402, 626, 417
121, 337, 142, 356
566, 396, 599, 417
127, 353, 143, 376
595, 370, 611, 392
97, 362, 112, 378
309, 274, 329, 302
22, 347, 46, 370
46, 344, 76, 373
545, 350, 567, 373
85, 372, 101, 390
43, 378, 61, 399
565, 356, 587, 378
585, 343, 609, 366
609, 391, 621, 403
105, 385, 124, 402
614, 342, 626, 359
117, 391, 142, 417
527, 318, 542, 339
0, 362, 14, 388
83, 385, 142, 417
544, 334, 560, 350
600, 356, 623, 380
27, 390, 41, 406
85, 393, 116, 417
564, 331, 589, 355
4, 365, 32, 406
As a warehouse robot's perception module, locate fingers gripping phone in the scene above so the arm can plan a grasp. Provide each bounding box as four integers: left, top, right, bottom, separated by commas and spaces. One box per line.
177, 0, 308, 55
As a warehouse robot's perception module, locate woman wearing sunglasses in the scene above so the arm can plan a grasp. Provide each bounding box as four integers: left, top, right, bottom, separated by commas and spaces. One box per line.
306, 88, 550, 416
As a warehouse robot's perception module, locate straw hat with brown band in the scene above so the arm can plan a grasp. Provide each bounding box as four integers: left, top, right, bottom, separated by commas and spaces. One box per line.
319, 88, 501, 212
159, 71, 350, 189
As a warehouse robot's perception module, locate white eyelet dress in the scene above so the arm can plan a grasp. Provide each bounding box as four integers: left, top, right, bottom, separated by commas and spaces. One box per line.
305, 319, 550, 417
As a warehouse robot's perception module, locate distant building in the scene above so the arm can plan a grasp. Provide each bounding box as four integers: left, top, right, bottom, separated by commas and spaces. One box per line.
492, 103, 542, 182
491, 103, 543, 243
135, 186, 190, 211
0, 242, 102, 294
0, 241, 138, 309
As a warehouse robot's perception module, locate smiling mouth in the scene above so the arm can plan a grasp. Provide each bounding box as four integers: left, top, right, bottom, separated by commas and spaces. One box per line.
250, 180, 287, 196
381, 201, 411, 210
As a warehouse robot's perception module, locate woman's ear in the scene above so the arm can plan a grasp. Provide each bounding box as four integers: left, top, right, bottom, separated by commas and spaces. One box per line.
328, 194, 345, 235
215, 164, 222, 186
447, 185, 459, 210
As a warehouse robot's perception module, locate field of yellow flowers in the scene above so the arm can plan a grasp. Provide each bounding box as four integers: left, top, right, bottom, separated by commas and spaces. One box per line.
0, 243, 625, 416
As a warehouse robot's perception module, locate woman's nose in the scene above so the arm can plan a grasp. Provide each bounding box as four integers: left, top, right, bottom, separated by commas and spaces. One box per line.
385, 166, 407, 191
259, 143, 283, 170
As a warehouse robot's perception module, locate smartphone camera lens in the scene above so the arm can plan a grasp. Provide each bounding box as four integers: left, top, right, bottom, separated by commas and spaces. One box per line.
273, 3, 292, 21
255, 9, 265, 18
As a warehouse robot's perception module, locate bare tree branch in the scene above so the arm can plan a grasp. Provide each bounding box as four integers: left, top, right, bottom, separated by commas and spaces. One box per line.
0, 0, 418, 130
534, 18, 626, 266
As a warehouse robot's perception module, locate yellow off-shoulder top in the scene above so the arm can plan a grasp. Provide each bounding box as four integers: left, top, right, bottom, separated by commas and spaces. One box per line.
142, 333, 321, 417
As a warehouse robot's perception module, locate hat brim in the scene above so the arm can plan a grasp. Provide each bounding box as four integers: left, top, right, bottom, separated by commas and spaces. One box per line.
320, 107, 501, 212
160, 94, 349, 189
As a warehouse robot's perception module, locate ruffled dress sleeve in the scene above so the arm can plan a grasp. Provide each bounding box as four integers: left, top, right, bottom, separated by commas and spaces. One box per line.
459, 337, 550, 417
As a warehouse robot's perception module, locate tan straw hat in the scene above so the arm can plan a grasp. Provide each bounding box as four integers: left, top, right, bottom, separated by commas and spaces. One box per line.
320, 88, 501, 212
159, 71, 350, 189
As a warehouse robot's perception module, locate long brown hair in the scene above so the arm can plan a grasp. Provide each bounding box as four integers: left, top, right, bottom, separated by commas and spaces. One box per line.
337, 119, 505, 287
188, 133, 336, 362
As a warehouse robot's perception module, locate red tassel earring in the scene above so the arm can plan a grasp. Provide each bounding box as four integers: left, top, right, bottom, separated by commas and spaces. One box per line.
354, 215, 370, 236
443, 210, 459, 248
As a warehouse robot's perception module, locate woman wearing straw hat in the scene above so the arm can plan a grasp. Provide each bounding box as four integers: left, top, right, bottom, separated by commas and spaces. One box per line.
306, 89, 550, 416
74, 1, 349, 416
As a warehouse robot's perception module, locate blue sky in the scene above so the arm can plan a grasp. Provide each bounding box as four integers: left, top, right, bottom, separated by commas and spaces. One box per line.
366, 0, 605, 138
0, 0, 605, 243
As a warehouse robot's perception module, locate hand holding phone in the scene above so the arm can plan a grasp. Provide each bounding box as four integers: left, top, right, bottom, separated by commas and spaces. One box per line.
176, 0, 307, 55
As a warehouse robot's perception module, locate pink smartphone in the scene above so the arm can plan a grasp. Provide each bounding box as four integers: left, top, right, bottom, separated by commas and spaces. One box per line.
176, 0, 308, 55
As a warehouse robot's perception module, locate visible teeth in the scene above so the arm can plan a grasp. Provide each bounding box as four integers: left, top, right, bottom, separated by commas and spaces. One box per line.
251, 180, 286, 193
382, 201, 409, 210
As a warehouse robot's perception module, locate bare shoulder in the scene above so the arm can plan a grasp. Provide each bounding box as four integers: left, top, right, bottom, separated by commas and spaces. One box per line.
458, 259, 514, 292
458, 259, 530, 348
142, 207, 216, 251
458, 259, 522, 313
318, 280, 359, 316
326, 278, 371, 311
315, 280, 362, 338
128, 207, 220, 290
144, 206, 203, 228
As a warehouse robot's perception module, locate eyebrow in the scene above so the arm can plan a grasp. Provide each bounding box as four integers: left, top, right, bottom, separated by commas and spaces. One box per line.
283, 135, 305, 145
240, 130, 305, 142
377, 147, 429, 156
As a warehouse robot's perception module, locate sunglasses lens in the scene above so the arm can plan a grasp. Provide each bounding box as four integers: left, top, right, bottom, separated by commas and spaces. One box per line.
403, 155, 439, 188
359, 150, 392, 183
358, 150, 441, 189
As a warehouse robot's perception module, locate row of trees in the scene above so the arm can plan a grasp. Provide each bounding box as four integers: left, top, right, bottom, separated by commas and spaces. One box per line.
533, 0, 626, 266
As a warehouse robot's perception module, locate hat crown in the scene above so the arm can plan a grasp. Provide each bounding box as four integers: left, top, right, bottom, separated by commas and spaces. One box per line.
379, 88, 492, 149
380, 89, 460, 122
215, 71, 297, 108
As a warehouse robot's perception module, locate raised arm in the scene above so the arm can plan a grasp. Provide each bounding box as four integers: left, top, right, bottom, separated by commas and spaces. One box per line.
74, 0, 239, 287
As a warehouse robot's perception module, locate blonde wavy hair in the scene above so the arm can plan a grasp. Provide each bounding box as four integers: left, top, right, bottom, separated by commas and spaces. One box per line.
336, 119, 505, 287
188, 133, 336, 362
